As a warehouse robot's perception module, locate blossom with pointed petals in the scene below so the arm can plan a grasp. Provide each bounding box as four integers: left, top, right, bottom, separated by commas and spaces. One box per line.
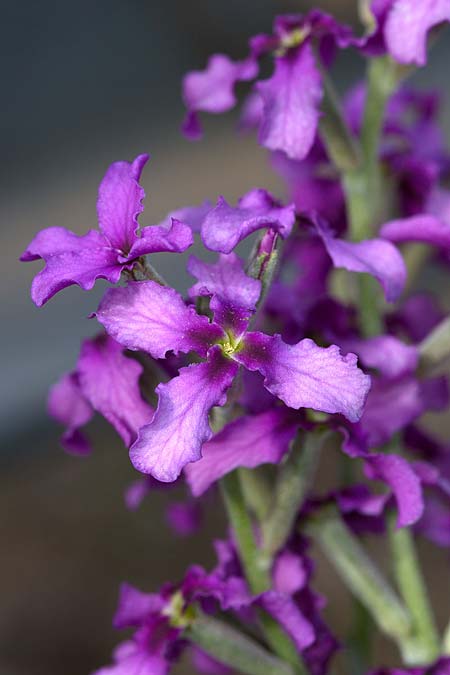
49, 334, 153, 454
96, 254, 370, 482
20, 154, 193, 306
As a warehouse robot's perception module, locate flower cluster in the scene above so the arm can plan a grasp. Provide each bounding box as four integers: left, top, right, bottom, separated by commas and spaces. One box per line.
22, 2, 450, 674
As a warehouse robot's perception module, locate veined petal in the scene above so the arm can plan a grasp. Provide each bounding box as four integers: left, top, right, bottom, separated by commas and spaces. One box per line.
47, 372, 93, 455
257, 43, 323, 161
313, 218, 406, 302
234, 332, 371, 422
127, 219, 193, 259
155, 200, 214, 233
21, 227, 122, 306
380, 214, 450, 250
384, 0, 450, 66
97, 153, 149, 252
182, 54, 258, 139
188, 253, 261, 334
201, 189, 295, 253
96, 281, 224, 359
130, 347, 238, 482
77, 334, 153, 447
185, 409, 299, 496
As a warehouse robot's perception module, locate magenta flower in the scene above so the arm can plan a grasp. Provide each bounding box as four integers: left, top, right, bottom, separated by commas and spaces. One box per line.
20, 154, 193, 306
95, 253, 370, 481
182, 11, 357, 160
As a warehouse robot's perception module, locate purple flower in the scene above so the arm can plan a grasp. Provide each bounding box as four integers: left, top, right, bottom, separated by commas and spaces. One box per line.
182, 11, 358, 160
20, 154, 193, 306
95, 253, 370, 481
48, 333, 153, 454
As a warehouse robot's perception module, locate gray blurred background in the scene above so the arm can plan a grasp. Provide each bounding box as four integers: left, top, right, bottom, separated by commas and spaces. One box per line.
2, 2, 450, 674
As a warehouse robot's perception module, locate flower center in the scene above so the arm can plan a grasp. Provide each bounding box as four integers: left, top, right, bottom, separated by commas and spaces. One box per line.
219, 331, 242, 358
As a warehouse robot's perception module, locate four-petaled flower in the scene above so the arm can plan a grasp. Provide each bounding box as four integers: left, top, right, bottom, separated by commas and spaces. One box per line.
96, 253, 370, 482
20, 154, 193, 306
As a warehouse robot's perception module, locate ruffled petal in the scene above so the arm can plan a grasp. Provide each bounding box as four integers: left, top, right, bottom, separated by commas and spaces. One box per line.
113, 583, 165, 629
380, 214, 450, 250
182, 54, 258, 139
338, 335, 418, 378
201, 189, 295, 254
21, 227, 122, 306
96, 154, 149, 252
256, 43, 323, 161
185, 409, 299, 496
96, 281, 224, 359
127, 219, 193, 259
384, 0, 450, 66
129, 347, 238, 482
188, 253, 261, 335
234, 332, 371, 423
155, 200, 214, 233
77, 334, 153, 447
47, 372, 93, 455
313, 218, 406, 302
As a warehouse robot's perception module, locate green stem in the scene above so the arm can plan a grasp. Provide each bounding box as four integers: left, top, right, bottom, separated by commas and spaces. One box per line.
262, 430, 328, 557
220, 472, 271, 595
239, 467, 273, 522
443, 620, 450, 654
419, 315, 450, 377
388, 516, 440, 664
220, 472, 310, 674
187, 614, 295, 675
307, 507, 412, 645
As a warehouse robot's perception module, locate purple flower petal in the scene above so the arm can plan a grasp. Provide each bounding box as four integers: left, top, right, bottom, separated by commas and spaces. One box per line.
182, 54, 258, 139
93, 645, 168, 675
380, 214, 450, 250
129, 347, 238, 482
21, 227, 122, 307
185, 409, 299, 496
258, 591, 315, 651
358, 376, 424, 448
365, 454, 424, 527
384, 0, 450, 66
47, 372, 93, 455
338, 335, 418, 378
234, 332, 371, 422
127, 219, 193, 259
77, 334, 153, 447
96, 281, 224, 359
312, 217, 406, 302
96, 154, 149, 252
201, 189, 295, 254
114, 583, 165, 629
273, 551, 308, 595
257, 43, 323, 161
188, 253, 261, 334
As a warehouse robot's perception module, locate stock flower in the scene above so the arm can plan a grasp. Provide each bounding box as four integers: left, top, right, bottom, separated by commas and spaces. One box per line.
48, 333, 152, 454
182, 11, 357, 160
95, 253, 370, 481
20, 154, 193, 306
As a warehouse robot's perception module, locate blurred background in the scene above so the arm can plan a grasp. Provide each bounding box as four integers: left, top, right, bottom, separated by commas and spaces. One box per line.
2, 1, 450, 673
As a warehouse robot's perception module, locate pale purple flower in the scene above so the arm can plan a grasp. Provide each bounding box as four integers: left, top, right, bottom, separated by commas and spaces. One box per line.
21, 154, 193, 306
96, 254, 370, 481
